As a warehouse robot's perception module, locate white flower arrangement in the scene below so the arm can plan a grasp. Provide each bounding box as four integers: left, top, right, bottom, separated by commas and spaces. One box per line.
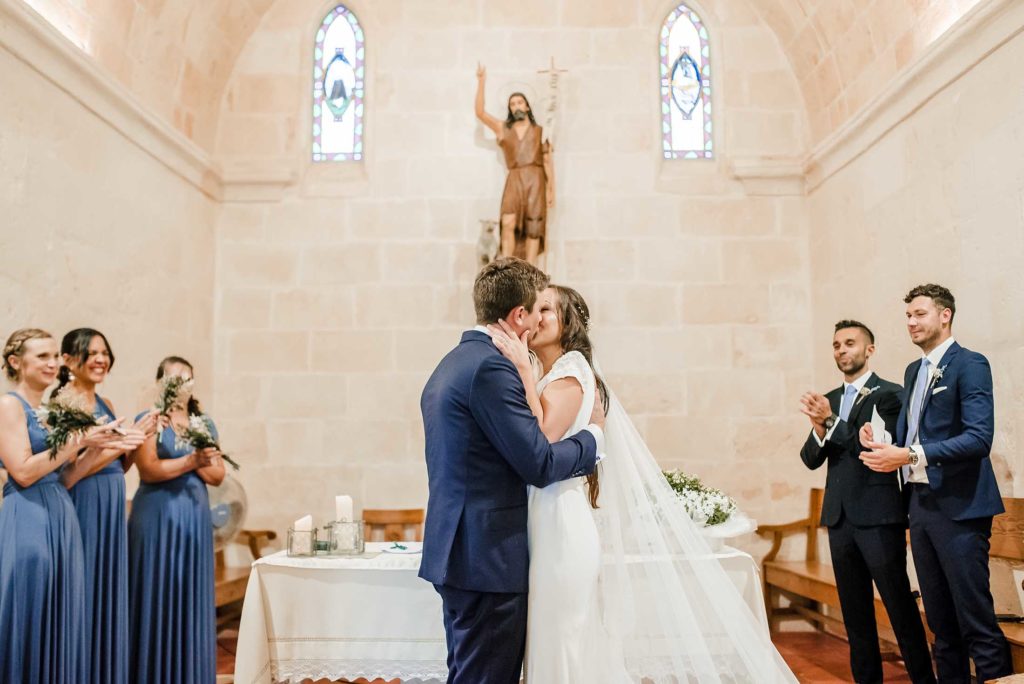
663, 469, 737, 526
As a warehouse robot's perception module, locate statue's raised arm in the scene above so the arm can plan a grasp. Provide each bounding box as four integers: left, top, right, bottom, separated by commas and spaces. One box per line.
475, 64, 504, 137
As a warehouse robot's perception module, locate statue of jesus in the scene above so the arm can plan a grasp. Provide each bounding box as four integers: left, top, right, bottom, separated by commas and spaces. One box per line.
475, 64, 554, 265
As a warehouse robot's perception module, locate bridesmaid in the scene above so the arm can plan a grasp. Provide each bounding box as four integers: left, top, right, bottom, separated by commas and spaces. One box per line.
55, 328, 152, 684
0, 328, 124, 682
129, 356, 225, 683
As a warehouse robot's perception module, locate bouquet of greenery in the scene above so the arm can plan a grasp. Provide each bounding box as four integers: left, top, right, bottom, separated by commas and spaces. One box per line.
154, 375, 194, 416
35, 392, 102, 459
179, 414, 239, 471
663, 469, 737, 526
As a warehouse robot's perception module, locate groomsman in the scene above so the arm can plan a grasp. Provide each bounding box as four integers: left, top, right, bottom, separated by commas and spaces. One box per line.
800, 320, 935, 684
860, 284, 1011, 683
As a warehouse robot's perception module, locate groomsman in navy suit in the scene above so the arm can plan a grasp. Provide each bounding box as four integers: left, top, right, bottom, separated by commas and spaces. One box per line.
860, 284, 1011, 683
420, 258, 603, 684
800, 320, 934, 684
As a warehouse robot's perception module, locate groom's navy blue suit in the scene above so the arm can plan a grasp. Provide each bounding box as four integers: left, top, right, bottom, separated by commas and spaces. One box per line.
420, 330, 598, 683
896, 341, 1010, 682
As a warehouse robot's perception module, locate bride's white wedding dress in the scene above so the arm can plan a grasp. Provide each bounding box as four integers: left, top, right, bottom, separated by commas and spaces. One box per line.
525, 351, 796, 683
525, 351, 629, 683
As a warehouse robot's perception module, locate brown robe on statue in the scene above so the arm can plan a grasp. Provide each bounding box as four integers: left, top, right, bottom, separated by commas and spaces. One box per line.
498, 123, 548, 258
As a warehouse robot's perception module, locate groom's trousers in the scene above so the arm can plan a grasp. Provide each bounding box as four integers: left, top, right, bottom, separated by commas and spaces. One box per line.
434, 584, 528, 684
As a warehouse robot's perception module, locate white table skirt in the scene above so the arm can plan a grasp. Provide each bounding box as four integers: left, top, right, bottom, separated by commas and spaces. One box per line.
233, 543, 766, 684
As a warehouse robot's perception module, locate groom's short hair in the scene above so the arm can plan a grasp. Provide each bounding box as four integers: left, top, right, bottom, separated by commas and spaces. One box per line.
474, 257, 550, 324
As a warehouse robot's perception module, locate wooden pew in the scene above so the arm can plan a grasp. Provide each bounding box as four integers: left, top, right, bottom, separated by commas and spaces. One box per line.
215, 529, 276, 627
994, 499, 1024, 672
756, 489, 1024, 670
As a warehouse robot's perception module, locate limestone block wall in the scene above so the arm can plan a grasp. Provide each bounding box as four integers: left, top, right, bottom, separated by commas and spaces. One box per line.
0, 41, 218, 444
807, 27, 1024, 496
212, 0, 817, 537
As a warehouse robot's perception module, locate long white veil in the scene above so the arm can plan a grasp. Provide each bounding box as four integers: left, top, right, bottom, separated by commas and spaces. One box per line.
592, 379, 797, 683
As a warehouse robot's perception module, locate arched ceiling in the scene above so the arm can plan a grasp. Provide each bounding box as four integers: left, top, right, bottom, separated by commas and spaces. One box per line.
744, 0, 982, 143
23, 0, 275, 149
20, 0, 982, 155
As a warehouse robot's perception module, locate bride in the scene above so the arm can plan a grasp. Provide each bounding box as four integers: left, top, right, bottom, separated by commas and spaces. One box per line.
488, 285, 797, 683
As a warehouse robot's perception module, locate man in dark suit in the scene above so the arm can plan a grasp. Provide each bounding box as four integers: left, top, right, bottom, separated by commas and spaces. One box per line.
861, 284, 1010, 683
800, 320, 935, 684
419, 257, 604, 684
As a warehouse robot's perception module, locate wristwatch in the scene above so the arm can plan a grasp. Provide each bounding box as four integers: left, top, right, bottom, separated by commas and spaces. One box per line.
823, 413, 838, 430
907, 445, 921, 466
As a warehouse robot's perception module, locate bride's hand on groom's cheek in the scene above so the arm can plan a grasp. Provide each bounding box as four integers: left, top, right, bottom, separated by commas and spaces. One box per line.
488, 321, 531, 371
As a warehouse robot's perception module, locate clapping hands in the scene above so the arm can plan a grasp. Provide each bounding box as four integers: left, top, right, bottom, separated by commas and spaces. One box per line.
799, 391, 831, 428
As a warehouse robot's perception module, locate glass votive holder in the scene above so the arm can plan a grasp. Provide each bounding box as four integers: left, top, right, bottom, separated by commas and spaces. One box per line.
327, 520, 365, 555
287, 527, 317, 557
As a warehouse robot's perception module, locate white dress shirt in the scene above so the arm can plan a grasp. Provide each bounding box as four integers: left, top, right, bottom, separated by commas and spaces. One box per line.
813, 369, 874, 447
469, 325, 605, 454
906, 337, 956, 484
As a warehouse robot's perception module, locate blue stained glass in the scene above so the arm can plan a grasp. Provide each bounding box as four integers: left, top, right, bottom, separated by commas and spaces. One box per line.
660, 3, 713, 159
312, 5, 365, 162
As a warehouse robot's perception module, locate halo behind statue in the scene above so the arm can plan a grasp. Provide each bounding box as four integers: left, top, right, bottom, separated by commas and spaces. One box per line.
495, 80, 545, 118
496, 79, 538, 105
208, 473, 248, 551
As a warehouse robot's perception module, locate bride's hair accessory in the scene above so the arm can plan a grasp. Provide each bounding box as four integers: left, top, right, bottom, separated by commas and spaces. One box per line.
574, 303, 590, 331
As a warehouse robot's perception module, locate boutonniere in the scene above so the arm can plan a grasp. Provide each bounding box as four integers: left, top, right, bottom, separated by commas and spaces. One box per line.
929, 364, 947, 389
854, 385, 881, 406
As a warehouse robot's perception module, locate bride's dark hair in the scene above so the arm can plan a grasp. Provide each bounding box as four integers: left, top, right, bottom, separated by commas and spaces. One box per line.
552, 285, 608, 509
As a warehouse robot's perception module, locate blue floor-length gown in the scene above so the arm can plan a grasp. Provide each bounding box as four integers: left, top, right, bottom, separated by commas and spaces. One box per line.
67, 395, 128, 683
128, 416, 217, 683
0, 392, 88, 682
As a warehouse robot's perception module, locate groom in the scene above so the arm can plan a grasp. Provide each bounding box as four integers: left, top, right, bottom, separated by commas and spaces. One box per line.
419, 257, 604, 684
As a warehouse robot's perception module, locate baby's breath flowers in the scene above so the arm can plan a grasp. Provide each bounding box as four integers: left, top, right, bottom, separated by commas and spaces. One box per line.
179, 415, 239, 471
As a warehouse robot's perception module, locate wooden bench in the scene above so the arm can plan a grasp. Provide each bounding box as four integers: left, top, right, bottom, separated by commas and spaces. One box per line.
363, 508, 424, 542
215, 529, 276, 626
756, 488, 1024, 671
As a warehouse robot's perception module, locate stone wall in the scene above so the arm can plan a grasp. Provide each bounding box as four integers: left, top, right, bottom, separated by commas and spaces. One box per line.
212, 0, 817, 536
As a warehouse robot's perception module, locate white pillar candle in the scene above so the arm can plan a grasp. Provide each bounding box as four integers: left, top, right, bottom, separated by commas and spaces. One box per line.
291, 514, 314, 555
335, 495, 353, 522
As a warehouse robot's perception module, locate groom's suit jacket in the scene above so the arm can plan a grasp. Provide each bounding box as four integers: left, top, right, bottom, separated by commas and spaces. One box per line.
896, 341, 1003, 521
800, 373, 906, 527
419, 330, 598, 594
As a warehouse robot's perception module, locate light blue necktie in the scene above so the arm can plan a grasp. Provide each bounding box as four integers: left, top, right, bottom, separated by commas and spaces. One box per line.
839, 384, 858, 422
906, 358, 931, 443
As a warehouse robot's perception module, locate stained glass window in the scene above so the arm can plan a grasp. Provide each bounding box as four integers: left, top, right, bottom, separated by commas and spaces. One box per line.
660, 4, 713, 159
312, 5, 365, 162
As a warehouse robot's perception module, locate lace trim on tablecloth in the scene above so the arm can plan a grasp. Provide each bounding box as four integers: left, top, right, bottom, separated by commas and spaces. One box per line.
271, 658, 448, 682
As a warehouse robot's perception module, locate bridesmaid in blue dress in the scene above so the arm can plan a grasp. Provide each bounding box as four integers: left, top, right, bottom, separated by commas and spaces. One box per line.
129, 355, 225, 684
0, 328, 125, 682
55, 328, 152, 684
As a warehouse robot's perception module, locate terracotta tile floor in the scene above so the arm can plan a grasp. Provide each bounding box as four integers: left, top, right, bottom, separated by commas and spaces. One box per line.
774, 631, 912, 683
217, 628, 914, 683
